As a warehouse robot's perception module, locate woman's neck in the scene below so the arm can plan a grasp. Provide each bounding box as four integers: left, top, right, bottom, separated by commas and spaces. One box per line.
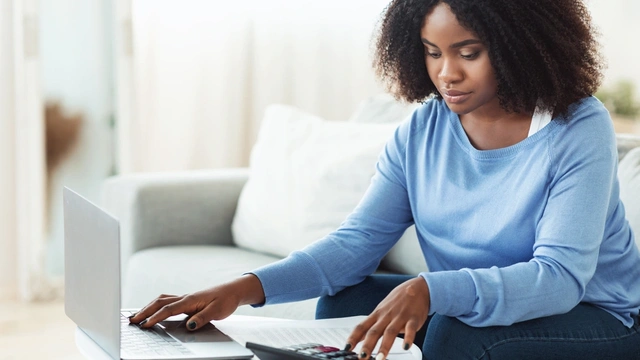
459, 111, 533, 150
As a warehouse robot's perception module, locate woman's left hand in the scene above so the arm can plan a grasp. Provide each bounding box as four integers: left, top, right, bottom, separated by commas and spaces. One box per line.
345, 276, 430, 360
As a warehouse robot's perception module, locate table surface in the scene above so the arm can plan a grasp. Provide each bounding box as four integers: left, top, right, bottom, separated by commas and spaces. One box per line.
75, 314, 422, 360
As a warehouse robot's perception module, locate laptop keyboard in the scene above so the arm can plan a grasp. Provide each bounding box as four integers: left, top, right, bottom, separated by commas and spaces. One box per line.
120, 311, 194, 357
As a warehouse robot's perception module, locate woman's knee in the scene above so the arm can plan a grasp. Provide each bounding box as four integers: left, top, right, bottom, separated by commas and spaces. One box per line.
315, 274, 414, 319
421, 315, 484, 359
422, 315, 542, 359
315, 294, 352, 319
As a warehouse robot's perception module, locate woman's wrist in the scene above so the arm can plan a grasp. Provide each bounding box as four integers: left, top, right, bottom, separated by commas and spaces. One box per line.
233, 273, 266, 306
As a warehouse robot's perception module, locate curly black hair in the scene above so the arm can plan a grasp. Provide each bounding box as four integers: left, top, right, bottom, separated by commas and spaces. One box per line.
372, 0, 604, 117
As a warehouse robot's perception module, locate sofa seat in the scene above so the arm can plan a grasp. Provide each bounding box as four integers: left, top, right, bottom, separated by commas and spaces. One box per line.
123, 245, 319, 319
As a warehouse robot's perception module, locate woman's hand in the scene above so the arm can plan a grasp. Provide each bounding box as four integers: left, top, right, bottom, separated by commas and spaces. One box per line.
345, 277, 430, 360
128, 274, 265, 331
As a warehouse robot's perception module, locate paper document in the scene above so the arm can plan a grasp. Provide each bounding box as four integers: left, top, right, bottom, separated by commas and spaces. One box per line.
212, 315, 422, 360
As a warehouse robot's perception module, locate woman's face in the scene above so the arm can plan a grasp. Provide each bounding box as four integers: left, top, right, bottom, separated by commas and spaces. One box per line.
420, 3, 501, 118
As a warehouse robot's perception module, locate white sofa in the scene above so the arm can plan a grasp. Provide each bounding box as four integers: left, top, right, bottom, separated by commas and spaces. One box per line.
102, 98, 640, 320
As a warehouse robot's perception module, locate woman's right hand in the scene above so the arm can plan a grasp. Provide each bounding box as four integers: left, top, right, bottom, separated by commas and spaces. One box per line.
128, 274, 265, 331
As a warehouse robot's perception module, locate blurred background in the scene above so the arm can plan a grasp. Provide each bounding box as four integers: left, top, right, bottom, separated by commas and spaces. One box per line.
0, 0, 639, 357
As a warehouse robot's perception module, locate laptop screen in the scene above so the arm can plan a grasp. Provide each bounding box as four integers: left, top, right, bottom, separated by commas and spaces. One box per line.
64, 187, 121, 359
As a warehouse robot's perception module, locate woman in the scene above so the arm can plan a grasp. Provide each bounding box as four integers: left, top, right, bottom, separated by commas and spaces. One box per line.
130, 1, 640, 358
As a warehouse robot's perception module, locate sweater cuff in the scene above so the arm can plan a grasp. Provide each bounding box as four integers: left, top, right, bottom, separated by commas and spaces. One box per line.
421, 270, 476, 317
247, 251, 325, 306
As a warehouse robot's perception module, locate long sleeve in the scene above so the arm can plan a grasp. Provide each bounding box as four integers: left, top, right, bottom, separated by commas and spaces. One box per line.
251, 118, 415, 303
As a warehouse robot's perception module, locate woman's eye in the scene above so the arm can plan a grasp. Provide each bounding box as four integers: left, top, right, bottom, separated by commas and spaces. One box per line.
461, 52, 479, 60
427, 52, 441, 59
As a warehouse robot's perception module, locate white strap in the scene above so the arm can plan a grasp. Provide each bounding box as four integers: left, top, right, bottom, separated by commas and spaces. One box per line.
528, 106, 552, 137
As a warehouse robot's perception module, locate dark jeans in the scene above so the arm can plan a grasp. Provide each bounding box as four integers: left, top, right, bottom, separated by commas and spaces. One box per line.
315, 274, 640, 359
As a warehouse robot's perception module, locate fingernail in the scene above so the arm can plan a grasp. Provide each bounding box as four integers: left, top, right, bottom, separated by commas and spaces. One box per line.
139, 319, 148, 326
127, 313, 137, 319
187, 321, 197, 330
360, 352, 367, 358
343, 343, 352, 351
376, 354, 385, 360
404, 343, 410, 350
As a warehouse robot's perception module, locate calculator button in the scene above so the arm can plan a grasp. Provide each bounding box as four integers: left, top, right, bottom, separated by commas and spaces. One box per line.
300, 349, 321, 355
335, 351, 352, 356
315, 345, 341, 353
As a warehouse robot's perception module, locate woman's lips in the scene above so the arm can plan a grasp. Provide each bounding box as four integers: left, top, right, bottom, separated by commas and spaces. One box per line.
442, 90, 471, 104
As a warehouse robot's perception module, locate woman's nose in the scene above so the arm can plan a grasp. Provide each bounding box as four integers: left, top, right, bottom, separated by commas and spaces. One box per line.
438, 59, 463, 84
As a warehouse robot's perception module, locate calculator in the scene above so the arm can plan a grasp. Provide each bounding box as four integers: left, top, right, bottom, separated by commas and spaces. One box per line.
246, 342, 375, 360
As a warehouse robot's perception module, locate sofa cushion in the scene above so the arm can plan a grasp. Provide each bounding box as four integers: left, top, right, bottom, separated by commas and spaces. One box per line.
348, 93, 420, 124
619, 147, 640, 248
616, 134, 640, 161
122, 245, 279, 308
231, 104, 400, 258
121, 245, 318, 319
380, 225, 429, 275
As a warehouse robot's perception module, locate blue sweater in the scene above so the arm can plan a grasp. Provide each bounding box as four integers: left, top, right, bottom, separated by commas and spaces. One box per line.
251, 96, 640, 327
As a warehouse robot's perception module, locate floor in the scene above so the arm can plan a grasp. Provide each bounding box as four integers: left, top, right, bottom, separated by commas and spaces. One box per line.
0, 300, 85, 360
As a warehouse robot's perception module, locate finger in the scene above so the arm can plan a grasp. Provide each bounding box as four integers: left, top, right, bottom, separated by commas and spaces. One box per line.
344, 316, 376, 353
375, 321, 403, 360
142, 296, 200, 328
129, 295, 181, 323
360, 318, 390, 359
183, 297, 236, 331
402, 318, 421, 351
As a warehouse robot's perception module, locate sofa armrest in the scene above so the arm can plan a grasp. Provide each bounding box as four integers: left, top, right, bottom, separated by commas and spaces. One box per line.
100, 168, 249, 271
617, 134, 640, 161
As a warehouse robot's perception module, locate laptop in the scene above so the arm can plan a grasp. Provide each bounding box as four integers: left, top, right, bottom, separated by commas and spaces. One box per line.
63, 187, 254, 360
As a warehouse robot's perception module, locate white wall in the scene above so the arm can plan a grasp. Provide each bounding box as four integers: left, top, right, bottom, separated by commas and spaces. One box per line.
39, 0, 115, 276
588, 0, 640, 93
0, 0, 17, 300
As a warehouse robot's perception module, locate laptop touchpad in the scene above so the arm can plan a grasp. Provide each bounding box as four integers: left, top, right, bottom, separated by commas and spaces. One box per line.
160, 320, 233, 343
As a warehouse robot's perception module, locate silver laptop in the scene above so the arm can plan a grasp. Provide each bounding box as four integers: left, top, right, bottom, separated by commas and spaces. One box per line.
63, 187, 254, 360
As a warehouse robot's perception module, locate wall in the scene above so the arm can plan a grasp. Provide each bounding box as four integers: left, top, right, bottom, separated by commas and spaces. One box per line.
0, 0, 17, 300
39, 0, 115, 276
589, 0, 640, 92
